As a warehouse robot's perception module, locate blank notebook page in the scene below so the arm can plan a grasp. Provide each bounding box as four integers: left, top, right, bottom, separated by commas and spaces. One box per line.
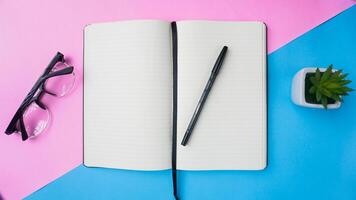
176, 21, 267, 170
84, 20, 172, 170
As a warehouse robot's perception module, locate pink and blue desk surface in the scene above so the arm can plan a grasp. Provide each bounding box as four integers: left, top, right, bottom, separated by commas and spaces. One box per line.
0, 1, 355, 199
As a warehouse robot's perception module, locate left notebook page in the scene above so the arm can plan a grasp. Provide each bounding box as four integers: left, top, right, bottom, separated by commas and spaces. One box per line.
84, 20, 173, 170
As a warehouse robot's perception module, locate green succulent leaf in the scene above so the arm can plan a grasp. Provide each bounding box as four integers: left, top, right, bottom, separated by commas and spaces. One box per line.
331, 70, 342, 78
316, 91, 322, 102
339, 73, 349, 79
343, 87, 354, 92
321, 66, 333, 82
331, 94, 341, 102
326, 83, 341, 89
321, 97, 328, 109
340, 80, 352, 85
310, 77, 318, 85
309, 86, 316, 94
315, 68, 321, 79
321, 88, 332, 98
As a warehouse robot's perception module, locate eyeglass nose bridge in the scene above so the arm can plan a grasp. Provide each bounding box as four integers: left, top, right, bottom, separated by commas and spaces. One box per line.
63, 61, 70, 67
34, 99, 47, 110
39, 83, 57, 97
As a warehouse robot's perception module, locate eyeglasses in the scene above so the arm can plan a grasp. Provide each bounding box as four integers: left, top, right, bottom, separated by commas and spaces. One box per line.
5, 52, 75, 141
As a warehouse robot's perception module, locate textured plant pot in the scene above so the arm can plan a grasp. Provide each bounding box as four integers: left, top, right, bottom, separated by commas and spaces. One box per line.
291, 67, 341, 109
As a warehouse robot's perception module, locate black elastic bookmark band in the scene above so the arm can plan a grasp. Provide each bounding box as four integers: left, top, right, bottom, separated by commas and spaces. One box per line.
171, 21, 179, 200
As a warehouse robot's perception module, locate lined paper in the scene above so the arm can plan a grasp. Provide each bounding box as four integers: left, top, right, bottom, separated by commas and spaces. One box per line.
176, 21, 267, 170
84, 20, 172, 170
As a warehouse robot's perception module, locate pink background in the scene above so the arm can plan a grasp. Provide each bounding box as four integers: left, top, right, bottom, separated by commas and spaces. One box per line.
0, 0, 354, 199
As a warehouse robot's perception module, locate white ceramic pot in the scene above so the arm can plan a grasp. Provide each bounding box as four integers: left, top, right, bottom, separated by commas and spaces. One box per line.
291, 67, 341, 109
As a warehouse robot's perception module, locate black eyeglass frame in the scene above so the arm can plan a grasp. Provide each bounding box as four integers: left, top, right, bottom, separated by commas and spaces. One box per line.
5, 52, 74, 141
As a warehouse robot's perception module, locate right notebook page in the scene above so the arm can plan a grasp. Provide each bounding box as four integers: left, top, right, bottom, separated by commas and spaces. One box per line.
176, 21, 267, 170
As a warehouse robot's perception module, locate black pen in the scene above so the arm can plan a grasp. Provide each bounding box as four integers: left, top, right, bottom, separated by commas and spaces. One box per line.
181, 46, 228, 146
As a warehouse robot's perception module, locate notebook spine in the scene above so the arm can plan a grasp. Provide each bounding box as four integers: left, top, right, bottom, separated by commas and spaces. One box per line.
171, 21, 179, 200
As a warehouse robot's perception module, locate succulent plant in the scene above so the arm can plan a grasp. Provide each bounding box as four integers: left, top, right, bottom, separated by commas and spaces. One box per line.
308, 65, 353, 109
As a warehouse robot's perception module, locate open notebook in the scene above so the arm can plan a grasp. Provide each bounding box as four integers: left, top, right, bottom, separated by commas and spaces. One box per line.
84, 20, 267, 171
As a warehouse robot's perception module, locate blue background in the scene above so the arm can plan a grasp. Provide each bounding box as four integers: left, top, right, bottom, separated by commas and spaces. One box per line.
27, 6, 356, 200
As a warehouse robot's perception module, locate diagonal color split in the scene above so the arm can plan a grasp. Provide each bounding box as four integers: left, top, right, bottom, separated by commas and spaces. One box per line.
25, 5, 356, 200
